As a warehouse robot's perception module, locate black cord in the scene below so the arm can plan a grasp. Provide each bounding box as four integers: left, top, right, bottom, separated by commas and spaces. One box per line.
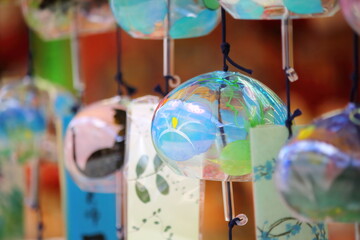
350, 32, 359, 104
36, 207, 44, 240
220, 8, 252, 74
154, 0, 177, 97
228, 216, 240, 240
115, 26, 136, 96
154, 75, 176, 97
27, 29, 44, 240
284, 68, 302, 138
226, 181, 236, 240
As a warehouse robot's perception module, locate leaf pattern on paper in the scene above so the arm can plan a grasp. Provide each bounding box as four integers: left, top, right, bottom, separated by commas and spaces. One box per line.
136, 155, 149, 178
135, 182, 150, 204
130, 208, 174, 240
156, 174, 169, 195
153, 155, 164, 172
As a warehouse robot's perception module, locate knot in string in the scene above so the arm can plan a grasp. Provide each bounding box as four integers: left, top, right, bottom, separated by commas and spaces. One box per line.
154, 75, 176, 97
221, 42, 230, 72
115, 72, 137, 96
37, 220, 44, 240
71, 103, 81, 114
221, 42, 230, 56
285, 109, 302, 138
228, 217, 239, 240
220, 8, 252, 74
228, 217, 240, 229
227, 214, 248, 240
115, 26, 136, 97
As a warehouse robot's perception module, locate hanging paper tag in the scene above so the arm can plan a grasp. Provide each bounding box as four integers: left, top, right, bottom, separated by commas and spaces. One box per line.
250, 126, 328, 240
125, 96, 202, 240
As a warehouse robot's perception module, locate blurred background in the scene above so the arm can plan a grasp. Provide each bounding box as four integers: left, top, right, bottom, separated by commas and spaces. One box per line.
0, 0, 357, 239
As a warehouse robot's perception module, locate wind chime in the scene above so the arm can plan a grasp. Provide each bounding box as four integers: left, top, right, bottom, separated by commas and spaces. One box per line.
110, 0, 221, 239
21, 0, 115, 40
275, 2, 360, 239
151, 8, 287, 240
0, 27, 76, 239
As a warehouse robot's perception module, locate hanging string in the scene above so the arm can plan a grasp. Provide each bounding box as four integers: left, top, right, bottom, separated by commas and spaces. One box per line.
284, 70, 302, 138
281, 14, 301, 138
221, 8, 252, 74
228, 216, 240, 240
115, 26, 136, 96
154, 0, 181, 96
27, 29, 34, 79
219, 7, 251, 240
26, 28, 44, 240
36, 206, 44, 240
350, 32, 359, 104
227, 181, 238, 240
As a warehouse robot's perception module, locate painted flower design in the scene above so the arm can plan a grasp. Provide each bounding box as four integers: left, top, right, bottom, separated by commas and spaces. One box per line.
152, 99, 216, 162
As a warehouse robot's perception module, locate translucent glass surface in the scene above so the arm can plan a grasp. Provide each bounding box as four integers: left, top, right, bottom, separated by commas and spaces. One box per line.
276, 103, 360, 223
219, 0, 339, 19
64, 96, 129, 193
341, 0, 360, 35
110, 0, 220, 39
0, 77, 75, 163
21, 0, 115, 40
151, 71, 287, 182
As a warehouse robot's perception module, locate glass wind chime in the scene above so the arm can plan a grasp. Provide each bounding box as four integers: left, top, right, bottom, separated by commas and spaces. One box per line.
148, 5, 281, 240
64, 24, 134, 240
275, 1, 360, 239
21, 0, 115, 40
110, 1, 220, 240
215, 1, 338, 240
20, 2, 119, 239
151, 1, 339, 240
0, 28, 75, 239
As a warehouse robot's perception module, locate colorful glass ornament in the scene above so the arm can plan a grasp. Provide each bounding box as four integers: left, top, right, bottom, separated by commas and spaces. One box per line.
341, 0, 360, 35
219, 0, 339, 19
21, 0, 115, 40
151, 71, 287, 182
110, 0, 220, 39
276, 103, 360, 223
0, 77, 75, 163
64, 96, 129, 193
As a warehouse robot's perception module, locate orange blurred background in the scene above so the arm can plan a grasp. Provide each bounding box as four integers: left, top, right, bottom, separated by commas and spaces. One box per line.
0, 1, 357, 240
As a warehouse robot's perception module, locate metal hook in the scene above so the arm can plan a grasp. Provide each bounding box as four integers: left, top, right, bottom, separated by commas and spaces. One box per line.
169, 75, 181, 88
350, 108, 360, 126
234, 214, 248, 226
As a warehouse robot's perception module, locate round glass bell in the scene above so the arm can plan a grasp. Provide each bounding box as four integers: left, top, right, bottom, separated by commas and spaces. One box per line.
21, 0, 115, 40
110, 0, 220, 39
0, 77, 75, 163
219, 0, 339, 20
341, 0, 360, 35
276, 103, 360, 223
64, 96, 129, 193
151, 71, 287, 182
